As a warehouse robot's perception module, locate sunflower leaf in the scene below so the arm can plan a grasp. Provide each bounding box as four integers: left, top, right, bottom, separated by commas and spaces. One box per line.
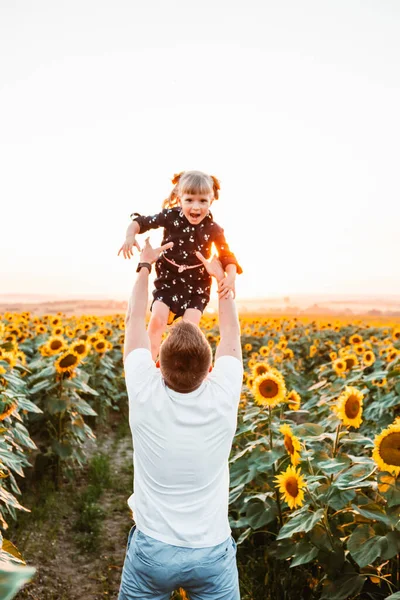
292, 423, 324, 437
72, 398, 97, 416
236, 527, 252, 545
333, 464, 376, 490
350, 502, 392, 526
320, 571, 366, 600
290, 540, 318, 567
347, 525, 382, 567
246, 498, 278, 529
277, 508, 324, 540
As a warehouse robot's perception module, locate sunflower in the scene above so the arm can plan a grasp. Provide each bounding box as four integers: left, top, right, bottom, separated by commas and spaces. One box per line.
333, 358, 346, 376
386, 348, 399, 363
393, 326, 400, 342
0, 402, 18, 421
55, 351, 80, 374
253, 372, 286, 408
244, 343, 252, 352
287, 389, 301, 411
267, 339, 275, 349
335, 386, 364, 428
252, 362, 269, 378
0, 352, 17, 369
280, 424, 301, 466
309, 345, 317, 358
363, 350, 375, 367
329, 351, 338, 361
275, 465, 306, 509
93, 339, 108, 354
372, 377, 387, 387
350, 334, 363, 345
343, 353, 359, 371
15, 351, 26, 366
46, 336, 67, 355
69, 340, 90, 359
372, 421, 400, 476
35, 324, 47, 335
259, 345, 269, 356
283, 348, 294, 360
354, 343, 365, 355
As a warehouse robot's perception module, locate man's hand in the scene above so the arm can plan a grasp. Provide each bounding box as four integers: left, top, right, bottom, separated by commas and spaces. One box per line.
118, 235, 141, 259
195, 251, 232, 298
140, 237, 174, 264
218, 273, 236, 299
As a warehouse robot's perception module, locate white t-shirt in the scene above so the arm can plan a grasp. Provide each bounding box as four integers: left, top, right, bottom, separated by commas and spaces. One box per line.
124, 348, 243, 548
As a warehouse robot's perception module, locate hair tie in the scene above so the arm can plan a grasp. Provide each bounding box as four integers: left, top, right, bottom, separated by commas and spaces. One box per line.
171, 172, 184, 186
210, 175, 220, 200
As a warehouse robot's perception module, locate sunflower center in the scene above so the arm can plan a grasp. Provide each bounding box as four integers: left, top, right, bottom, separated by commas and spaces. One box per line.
50, 340, 63, 350
59, 354, 78, 369
285, 476, 298, 498
380, 432, 400, 467
256, 365, 268, 376
345, 357, 355, 369
345, 395, 360, 419
284, 434, 295, 455
74, 344, 86, 354
259, 379, 279, 398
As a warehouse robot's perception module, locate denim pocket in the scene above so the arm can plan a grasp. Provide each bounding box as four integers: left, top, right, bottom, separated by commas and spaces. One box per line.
201, 539, 231, 565
134, 531, 164, 567
126, 525, 137, 552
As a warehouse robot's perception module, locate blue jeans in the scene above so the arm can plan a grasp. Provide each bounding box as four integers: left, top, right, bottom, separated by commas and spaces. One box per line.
118, 525, 240, 599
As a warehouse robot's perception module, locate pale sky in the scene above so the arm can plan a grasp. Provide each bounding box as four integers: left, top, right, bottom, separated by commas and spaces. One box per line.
1, 0, 399, 300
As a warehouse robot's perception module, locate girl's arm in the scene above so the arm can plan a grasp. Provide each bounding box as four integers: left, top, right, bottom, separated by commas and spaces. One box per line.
130, 209, 169, 234
118, 221, 141, 259
213, 227, 243, 274
118, 210, 170, 259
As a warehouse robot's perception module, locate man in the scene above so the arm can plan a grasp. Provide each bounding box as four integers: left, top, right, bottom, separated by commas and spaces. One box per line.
118, 237, 243, 600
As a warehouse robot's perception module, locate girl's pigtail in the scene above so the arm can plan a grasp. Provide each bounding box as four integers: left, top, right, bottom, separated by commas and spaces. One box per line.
162, 172, 184, 208
210, 175, 220, 200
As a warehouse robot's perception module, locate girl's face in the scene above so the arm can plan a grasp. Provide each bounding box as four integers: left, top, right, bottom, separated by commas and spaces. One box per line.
179, 192, 213, 225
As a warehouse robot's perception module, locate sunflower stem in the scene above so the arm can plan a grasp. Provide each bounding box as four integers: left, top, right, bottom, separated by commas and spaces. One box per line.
269, 407, 284, 528
332, 423, 341, 458
323, 509, 336, 552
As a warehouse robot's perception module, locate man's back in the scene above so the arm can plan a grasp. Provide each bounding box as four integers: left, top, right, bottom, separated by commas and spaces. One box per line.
125, 348, 243, 547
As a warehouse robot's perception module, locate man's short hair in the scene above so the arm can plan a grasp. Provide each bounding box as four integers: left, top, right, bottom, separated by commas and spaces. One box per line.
159, 321, 212, 392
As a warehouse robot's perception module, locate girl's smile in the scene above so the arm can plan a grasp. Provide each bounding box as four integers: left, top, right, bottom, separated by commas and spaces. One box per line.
180, 193, 213, 225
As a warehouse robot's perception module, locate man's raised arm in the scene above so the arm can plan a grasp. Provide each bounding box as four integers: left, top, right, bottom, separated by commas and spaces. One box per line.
195, 252, 242, 362
124, 238, 173, 361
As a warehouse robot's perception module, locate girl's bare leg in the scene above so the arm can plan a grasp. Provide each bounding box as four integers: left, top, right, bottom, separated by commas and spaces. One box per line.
148, 301, 170, 360
183, 308, 202, 326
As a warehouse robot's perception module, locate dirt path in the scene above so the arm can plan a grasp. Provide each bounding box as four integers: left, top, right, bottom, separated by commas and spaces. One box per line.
12, 423, 136, 600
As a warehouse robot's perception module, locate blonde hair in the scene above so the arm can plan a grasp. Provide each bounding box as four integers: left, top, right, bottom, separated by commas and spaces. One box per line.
163, 170, 220, 209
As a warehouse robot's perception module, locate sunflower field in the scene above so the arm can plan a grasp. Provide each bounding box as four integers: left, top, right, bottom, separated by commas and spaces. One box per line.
0, 311, 400, 600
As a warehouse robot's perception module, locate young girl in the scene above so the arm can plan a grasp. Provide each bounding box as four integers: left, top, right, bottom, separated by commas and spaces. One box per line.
118, 170, 242, 359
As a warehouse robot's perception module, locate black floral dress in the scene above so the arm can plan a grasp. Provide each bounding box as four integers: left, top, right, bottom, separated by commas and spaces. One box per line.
131, 207, 242, 320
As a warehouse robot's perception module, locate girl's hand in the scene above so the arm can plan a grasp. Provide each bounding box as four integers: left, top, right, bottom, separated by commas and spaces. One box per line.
118, 235, 141, 259
218, 274, 236, 299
